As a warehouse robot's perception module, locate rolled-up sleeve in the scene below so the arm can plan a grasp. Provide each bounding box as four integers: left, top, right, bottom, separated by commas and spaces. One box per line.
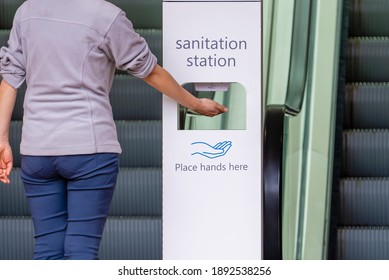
103, 12, 157, 78
0, 7, 26, 89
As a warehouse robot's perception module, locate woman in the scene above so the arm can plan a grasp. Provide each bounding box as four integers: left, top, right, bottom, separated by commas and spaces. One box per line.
0, 0, 227, 260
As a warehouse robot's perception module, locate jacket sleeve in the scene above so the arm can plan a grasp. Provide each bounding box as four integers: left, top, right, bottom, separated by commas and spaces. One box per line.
0, 7, 26, 89
103, 12, 157, 79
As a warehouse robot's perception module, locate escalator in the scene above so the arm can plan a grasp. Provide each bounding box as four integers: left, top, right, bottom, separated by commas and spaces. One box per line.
331, 0, 389, 260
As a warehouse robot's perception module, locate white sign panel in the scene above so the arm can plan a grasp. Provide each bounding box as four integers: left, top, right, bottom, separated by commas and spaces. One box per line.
163, 1, 262, 260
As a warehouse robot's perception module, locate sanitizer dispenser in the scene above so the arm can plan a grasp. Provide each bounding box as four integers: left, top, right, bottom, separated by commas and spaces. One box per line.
163, 0, 262, 260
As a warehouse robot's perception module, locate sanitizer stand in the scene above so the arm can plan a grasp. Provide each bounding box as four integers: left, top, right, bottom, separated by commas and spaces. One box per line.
162, 0, 262, 260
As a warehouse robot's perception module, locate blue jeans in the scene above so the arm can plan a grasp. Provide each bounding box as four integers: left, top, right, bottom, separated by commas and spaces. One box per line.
21, 153, 119, 260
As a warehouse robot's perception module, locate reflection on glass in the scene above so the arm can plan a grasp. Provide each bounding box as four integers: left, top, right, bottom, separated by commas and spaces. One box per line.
178, 82, 246, 130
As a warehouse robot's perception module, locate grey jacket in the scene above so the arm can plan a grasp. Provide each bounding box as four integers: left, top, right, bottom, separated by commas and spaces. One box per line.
0, 0, 157, 155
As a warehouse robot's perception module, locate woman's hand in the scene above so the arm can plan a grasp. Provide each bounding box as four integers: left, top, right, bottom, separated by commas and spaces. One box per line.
0, 142, 13, 184
192, 98, 228, 117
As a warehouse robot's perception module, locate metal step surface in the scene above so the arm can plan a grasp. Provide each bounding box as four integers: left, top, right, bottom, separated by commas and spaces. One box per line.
339, 178, 389, 226
0, 168, 29, 216
0, 0, 162, 30
109, 75, 162, 121
0, 0, 24, 29
345, 83, 389, 129
0, 167, 162, 217
0, 29, 10, 49
9, 120, 162, 169
102, 0, 163, 29
337, 227, 389, 259
110, 168, 162, 216
0, 217, 34, 260
347, 37, 389, 83
349, 0, 389, 37
99, 217, 162, 260
0, 29, 162, 72
0, 216, 161, 260
343, 129, 389, 177
116, 120, 162, 168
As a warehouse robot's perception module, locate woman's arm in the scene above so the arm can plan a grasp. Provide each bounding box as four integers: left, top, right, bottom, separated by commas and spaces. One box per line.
0, 80, 17, 184
142, 65, 228, 117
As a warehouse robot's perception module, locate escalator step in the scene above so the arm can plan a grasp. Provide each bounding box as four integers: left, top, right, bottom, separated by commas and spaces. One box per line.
0, 167, 162, 217
137, 29, 162, 65
99, 217, 162, 260
337, 227, 389, 259
108, 0, 162, 29
9, 120, 162, 169
0, 29, 10, 50
0, 217, 34, 260
0, 29, 162, 68
349, 0, 389, 37
110, 75, 162, 121
0, 168, 29, 216
0, 0, 24, 29
347, 37, 389, 83
340, 178, 389, 226
0, 217, 161, 260
0, 0, 162, 30
116, 120, 162, 168
343, 129, 389, 177
344, 83, 389, 129
109, 168, 162, 216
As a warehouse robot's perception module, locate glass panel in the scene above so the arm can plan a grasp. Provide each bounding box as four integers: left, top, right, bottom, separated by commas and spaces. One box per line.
285, 0, 312, 115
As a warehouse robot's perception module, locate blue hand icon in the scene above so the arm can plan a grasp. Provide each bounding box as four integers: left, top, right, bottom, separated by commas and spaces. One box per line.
191, 141, 232, 159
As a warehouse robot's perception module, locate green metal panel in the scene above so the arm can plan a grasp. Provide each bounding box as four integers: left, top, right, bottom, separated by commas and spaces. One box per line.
264, 0, 294, 106
297, 0, 342, 259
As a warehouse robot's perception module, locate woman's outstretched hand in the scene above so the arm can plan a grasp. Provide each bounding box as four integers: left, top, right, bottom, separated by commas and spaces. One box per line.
192, 98, 228, 117
0, 143, 13, 184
